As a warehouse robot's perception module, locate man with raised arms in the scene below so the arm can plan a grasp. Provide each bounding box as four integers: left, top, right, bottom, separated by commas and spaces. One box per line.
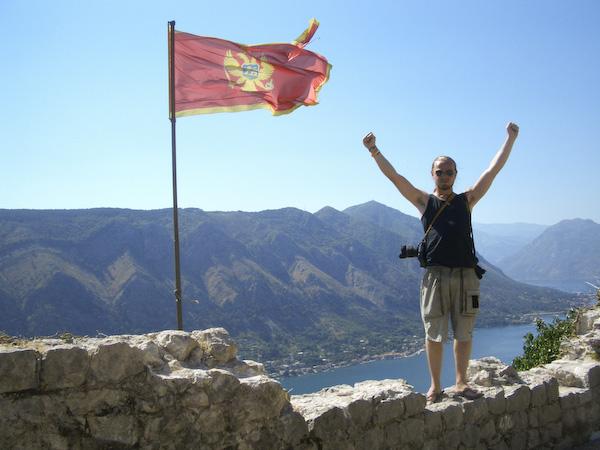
362, 122, 519, 403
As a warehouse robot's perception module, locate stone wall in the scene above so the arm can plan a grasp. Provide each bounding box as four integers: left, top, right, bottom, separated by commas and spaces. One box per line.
1, 306, 599, 449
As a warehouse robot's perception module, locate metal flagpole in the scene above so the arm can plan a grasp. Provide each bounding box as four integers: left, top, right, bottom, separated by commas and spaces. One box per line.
168, 20, 184, 330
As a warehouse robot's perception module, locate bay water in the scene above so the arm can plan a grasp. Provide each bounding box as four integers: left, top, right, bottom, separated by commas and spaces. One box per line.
279, 315, 563, 395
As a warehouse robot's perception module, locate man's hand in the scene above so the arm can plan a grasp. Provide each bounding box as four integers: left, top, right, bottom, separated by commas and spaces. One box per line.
362, 130, 429, 213
363, 132, 377, 151
467, 122, 519, 209
507, 122, 519, 140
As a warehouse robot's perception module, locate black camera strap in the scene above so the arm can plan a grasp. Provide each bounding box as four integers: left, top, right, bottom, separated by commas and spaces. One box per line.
467, 206, 486, 278
422, 193, 455, 243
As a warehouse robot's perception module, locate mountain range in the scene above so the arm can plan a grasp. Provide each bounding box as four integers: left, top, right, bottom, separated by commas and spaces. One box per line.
472, 222, 548, 265
0, 203, 581, 369
499, 218, 600, 291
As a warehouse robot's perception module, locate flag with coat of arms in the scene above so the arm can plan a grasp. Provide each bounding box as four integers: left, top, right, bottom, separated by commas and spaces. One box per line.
170, 19, 331, 117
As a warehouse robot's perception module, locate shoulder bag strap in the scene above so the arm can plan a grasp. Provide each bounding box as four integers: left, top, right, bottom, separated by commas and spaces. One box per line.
467, 203, 479, 264
422, 193, 454, 242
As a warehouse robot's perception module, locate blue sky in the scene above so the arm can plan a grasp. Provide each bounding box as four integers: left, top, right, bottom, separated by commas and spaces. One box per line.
1, 0, 599, 225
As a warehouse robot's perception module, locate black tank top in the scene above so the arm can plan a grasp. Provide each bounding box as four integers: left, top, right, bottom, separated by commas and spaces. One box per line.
420, 193, 477, 268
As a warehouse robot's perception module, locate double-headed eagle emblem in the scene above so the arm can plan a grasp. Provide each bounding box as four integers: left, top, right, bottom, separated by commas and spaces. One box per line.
224, 50, 274, 92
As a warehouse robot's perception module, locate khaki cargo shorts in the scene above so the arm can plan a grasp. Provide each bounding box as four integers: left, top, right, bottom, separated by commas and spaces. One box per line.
420, 266, 480, 343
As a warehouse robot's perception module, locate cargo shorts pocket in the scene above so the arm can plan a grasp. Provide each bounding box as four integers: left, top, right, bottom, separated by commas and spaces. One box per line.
462, 289, 480, 317
421, 272, 443, 319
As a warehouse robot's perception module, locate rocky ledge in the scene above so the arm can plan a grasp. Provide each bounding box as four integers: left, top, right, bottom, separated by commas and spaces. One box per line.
1, 307, 599, 449
0, 328, 307, 449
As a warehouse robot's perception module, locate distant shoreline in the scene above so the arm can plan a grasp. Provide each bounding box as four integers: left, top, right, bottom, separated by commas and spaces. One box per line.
269, 305, 593, 380
269, 339, 425, 379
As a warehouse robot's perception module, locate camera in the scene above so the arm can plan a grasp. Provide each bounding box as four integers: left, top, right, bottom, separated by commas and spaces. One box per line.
399, 245, 419, 258
474, 264, 486, 279
399, 242, 427, 267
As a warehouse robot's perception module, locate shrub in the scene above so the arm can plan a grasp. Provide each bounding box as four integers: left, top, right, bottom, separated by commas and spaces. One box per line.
512, 309, 577, 371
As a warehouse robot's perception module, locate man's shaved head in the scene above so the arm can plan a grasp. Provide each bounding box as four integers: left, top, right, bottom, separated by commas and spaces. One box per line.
431, 156, 457, 173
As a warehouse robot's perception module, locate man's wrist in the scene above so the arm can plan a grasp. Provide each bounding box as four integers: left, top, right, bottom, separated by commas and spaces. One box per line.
370, 147, 381, 157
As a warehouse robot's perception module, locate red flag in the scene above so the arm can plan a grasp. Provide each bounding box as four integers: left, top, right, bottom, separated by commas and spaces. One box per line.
170, 19, 331, 117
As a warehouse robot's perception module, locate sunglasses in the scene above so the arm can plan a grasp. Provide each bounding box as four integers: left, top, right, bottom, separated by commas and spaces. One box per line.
434, 169, 455, 177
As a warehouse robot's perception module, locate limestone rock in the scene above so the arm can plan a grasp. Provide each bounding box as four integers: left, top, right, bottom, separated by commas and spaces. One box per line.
423, 438, 440, 450
485, 387, 507, 415
559, 386, 586, 410
560, 330, 600, 361
525, 368, 560, 403
539, 402, 561, 426
462, 423, 481, 447
180, 385, 210, 412
41, 345, 89, 390
291, 384, 355, 423
235, 375, 289, 422
63, 388, 131, 417
528, 406, 541, 428
2, 307, 600, 449
347, 398, 373, 428
400, 417, 425, 446
374, 397, 404, 425
402, 391, 427, 416
192, 328, 237, 364
480, 418, 496, 442
467, 356, 522, 386
132, 338, 165, 369
0, 329, 296, 449
352, 378, 415, 402
443, 429, 462, 449
510, 410, 528, 431
291, 378, 422, 448
0, 348, 39, 394
528, 381, 547, 407
224, 359, 266, 378
496, 412, 514, 434
312, 405, 352, 443
519, 367, 558, 406
440, 403, 464, 430
279, 408, 310, 447
462, 395, 489, 423
544, 359, 600, 388
509, 430, 527, 449
424, 408, 443, 437
207, 368, 241, 403
155, 330, 199, 361
87, 415, 139, 446
528, 428, 541, 448
504, 385, 531, 412
575, 308, 600, 335
89, 339, 145, 384
470, 369, 491, 386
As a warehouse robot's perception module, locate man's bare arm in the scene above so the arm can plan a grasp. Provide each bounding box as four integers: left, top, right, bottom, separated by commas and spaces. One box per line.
466, 122, 519, 209
363, 132, 429, 214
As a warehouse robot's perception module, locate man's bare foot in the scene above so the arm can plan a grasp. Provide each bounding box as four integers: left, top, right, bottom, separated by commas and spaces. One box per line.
426, 388, 445, 404
452, 385, 483, 400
